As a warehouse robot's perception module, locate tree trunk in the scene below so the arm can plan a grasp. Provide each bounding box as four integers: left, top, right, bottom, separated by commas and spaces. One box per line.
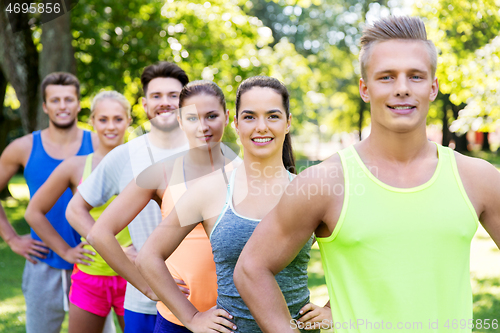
0, 68, 9, 153
358, 98, 365, 141
39, 4, 76, 129
0, 68, 12, 199
481, 132, 490, 152
451, 102, 468, 152
0, 4, 40, 134
441, 105, 450, 146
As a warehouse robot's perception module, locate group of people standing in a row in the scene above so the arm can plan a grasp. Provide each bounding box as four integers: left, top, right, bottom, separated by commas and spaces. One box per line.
0, 15, 499, 333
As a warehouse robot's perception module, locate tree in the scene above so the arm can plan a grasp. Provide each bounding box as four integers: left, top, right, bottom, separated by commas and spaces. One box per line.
0, 0, 274, 144
244, 0, 395, 143
0, 4, 78, 182
0, 1, 40, 134
71, 0, 278, 144
415, 0, 500, 151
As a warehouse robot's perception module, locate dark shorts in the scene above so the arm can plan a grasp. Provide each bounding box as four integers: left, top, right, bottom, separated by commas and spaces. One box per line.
124, 309, 157, 333
154, 312, 192, 333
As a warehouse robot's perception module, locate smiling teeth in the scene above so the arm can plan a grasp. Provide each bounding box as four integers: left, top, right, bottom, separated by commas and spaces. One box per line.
253, 138, 272, 143
391, 106, 413, 109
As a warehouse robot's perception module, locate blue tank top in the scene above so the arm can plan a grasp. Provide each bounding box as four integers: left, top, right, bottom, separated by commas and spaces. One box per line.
24, 130, 93, 269
210, 170, 316, 333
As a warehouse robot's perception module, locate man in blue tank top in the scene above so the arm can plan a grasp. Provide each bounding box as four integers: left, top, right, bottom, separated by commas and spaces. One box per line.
234, 16, 500, 333
0, 72, 97, 333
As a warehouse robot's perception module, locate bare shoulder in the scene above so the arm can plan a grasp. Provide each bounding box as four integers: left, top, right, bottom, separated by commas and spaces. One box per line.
54, 155, 86, 184
190, 168, 229, 200
291, 154, 345, 236
454, 151, 500, 183
454, 151, 500, 216
136, 160, 174, 190
189, 168, 232, 220
164, 168, 229, 230
1, 134, 33, 166
63, 155, 88, 169
295, 153, 344, 187
286, 154, 344, 215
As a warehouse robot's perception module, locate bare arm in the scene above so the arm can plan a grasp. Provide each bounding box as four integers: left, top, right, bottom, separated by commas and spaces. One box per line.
472, 160, 500, 249
234, 165, 339, 333
0, 136, 49, 263
87, 179, 159, 300
25, 158, 94, 265
136, 201, 235, 333
66, 192, 98, 242
455, 153, 500, 250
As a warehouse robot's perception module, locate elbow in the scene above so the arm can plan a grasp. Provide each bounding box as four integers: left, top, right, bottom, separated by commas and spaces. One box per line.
135, 250, 147, 275
86, 229, 96, 247
234, 254, 257, 293
136, 242, 159, 278
24, 206, 34, 225
24, 204, 38, 228
86, 214, 104, 247
86, 226, 100, 248
65, 200, 78, 230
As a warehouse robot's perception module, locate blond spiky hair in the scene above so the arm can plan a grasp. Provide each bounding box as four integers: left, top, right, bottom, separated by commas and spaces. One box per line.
359, 16, 437, 80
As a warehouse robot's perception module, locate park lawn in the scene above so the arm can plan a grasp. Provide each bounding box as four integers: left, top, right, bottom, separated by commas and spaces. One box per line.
1, 174, 499, 332
0, 182, 120, 332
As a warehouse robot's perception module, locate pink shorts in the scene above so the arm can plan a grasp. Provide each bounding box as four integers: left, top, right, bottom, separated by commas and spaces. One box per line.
69, 266, 126, 317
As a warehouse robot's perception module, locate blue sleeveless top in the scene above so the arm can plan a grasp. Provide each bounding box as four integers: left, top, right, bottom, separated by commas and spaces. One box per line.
210, 170, 316, 333
24, 130, 93, 269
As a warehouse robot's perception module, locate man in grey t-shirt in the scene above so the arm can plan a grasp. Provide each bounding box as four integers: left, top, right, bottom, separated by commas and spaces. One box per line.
66, 62, 189, 333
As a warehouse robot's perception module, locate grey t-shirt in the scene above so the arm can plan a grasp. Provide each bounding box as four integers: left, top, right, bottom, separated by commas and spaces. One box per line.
78, 135, 189, 315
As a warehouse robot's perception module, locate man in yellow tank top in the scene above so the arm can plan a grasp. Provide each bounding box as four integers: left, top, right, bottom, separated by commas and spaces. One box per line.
234, 16, 500, 333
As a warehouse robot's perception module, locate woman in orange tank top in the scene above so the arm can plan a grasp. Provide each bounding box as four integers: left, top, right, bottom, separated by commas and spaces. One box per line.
87, 80, 240, 332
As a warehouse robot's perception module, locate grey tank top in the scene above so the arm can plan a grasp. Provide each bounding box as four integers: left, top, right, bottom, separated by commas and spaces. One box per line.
210, 170, 317, 333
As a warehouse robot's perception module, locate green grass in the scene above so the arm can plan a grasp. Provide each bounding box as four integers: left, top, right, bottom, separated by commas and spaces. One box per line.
0, 198, 31, 333
1, 175, 499, 333
8, 174, 27, 185
0, 182, 122, 332
472, 278, 500, 333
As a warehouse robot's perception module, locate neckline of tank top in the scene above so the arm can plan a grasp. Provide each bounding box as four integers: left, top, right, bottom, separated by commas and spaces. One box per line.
37, 130, 89, 162
348, 141, 443, 193
182, 153, 227, 189
227, 167, 293, 221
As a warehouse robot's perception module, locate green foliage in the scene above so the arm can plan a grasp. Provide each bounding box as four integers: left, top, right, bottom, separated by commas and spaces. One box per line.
71, 0, 273, 143
415, 0, 500, 133
69, 0, 397, 146
243, 0, 401, 144
5, 0, 499, 147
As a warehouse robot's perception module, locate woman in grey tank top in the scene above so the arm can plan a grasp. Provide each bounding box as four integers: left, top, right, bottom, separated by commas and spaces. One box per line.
137, 77, 331, 333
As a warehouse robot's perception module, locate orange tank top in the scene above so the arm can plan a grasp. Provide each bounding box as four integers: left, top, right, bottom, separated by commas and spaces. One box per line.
156, 157, 218, 326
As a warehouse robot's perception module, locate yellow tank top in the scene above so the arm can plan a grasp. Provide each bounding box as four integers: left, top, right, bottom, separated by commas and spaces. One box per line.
77, 153, 132, 276
316, 144, 478, 332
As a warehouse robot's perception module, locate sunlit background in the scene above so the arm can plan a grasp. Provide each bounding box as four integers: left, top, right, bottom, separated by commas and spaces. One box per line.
2, 0, 500, 161
1, 1, 500, 332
